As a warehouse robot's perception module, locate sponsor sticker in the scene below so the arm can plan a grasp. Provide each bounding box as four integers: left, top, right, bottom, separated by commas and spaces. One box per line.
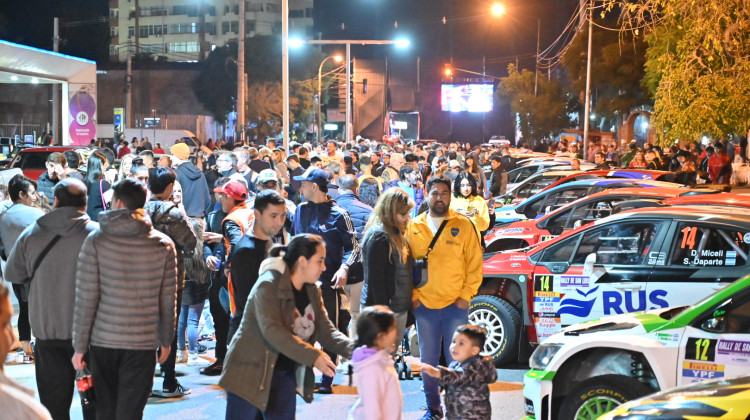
559, 276, 590, 288
686, 338, 717, 362
682, 361, 724, 382
497, 227, 524, 235
534, 315, 561, 339
656, 332, 680, 343
726, 250, 737, 266
540, 235, 556, 242
533, 292, 561, 313
648, 251, 667, 266
717, 339, 750, 357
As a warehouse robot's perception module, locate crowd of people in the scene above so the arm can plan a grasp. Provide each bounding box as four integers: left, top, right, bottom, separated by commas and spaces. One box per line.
0, 132, 748, 420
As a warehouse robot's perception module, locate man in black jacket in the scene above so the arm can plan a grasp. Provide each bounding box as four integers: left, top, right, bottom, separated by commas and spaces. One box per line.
227, 190, 287, 341
170, 143, 212, 219
37, 152, 67, 204
487, 155, 504, 197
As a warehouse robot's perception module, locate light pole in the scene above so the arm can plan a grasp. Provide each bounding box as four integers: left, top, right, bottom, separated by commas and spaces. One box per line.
318, 55, 343, 142
290, 39, 409, 143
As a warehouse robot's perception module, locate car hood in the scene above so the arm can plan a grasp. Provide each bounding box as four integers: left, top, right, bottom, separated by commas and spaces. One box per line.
560, 307, 681, 337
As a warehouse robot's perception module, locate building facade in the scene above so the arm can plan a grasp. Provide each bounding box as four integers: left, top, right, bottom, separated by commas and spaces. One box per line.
108, 0, 314, 62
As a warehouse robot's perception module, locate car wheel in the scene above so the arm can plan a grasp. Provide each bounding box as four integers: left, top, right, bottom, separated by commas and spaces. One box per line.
559, 375, 652, 420
469, 295, 521, 366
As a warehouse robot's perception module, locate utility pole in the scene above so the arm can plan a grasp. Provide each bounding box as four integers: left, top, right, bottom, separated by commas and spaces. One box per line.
126, 39, 133, 128
199, 3, 206, 61
534, 18, 540, 96
134, 0, 140, 54
582, 0, 593, 160
52, 17, 60, 144
237, 0, 245, 143
345, 43, 351, 141
282, 0, 290, 148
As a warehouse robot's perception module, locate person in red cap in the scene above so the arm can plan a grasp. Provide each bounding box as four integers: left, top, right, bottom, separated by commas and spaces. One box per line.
213, 181, 254, 317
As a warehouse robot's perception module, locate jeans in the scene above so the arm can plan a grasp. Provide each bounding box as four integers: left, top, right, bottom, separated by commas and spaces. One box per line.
159, 290, 182, 388
414, 302, 468, 412
89, 346, 156, 420
225, 368, 297, 420
35, 339, 76, 420
343, 281, 363, 337
320, 287, 351, 369
178, 301, 206, 352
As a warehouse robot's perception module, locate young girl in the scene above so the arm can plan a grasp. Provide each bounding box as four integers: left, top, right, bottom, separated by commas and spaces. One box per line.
348, 305, 403, 420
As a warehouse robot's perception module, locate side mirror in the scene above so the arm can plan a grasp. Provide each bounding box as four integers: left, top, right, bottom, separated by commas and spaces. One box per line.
573, 220, 582, 229
701, 317, 725, 333
545, 206, 553, 214
583, 252, 597, 275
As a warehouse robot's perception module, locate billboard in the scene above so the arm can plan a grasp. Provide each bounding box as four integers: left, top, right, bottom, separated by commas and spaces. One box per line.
441, 83, 494, 113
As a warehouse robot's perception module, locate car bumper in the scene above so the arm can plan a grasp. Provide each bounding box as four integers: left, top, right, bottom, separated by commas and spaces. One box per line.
523, 369, 556, 420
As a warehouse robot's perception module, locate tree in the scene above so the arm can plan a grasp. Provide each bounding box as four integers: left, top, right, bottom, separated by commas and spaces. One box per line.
497, 64, 573, 143
246, 82, 282, 139
561, 21, 651, 131
193, 42, 237, 124
602, 0, 750, 144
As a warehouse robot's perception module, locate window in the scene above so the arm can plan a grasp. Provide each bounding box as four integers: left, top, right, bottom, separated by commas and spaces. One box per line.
139, 26, 149, 38
208, 6, 216, 16
172, 5, 198, 16
221, 21, 229, 34
539, 234, 581, 263
670, 223, 750, 267
572, 221, 664, 265
524, 188, 588, 220
305, 8, 313, 18
266, 3, 280, 13
224, 5, 230, 14
109, 45, 119, 56
205, 22, 216, 35
170, 23, 198, 34
248, 2, 264, 12
110, 27, 119, 37
128, 26, 135, 37
230, 20, 238, 33
110, 8, 119, 19
169, 42, 199, 53
566, 198, 625, 228
140, 7, 167, 17
246, 20, 256, 33
515, 176, 558, 201
290, 10, 304, 18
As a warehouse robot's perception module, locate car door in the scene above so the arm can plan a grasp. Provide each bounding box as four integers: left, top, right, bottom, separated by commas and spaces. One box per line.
523, 187, 590, 219
676, 290, 750, 386
647, 221, 750, 313
530, 219, 667, 341
539, 196, 629, 236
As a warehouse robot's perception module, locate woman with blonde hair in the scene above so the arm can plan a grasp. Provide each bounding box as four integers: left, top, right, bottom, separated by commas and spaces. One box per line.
118, 154, 135, 181
360, 187, 415, 348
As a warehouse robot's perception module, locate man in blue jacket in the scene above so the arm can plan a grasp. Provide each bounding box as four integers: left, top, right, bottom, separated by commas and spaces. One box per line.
291, 167, 360, 394
170, 143, 212, 219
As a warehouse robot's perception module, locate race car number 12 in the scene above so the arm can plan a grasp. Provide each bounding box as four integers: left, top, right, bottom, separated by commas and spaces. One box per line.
686, 337, 717, 362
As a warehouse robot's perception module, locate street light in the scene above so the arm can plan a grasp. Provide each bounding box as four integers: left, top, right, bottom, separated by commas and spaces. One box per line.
318, 55, 343, 141
491, 3, 505, 16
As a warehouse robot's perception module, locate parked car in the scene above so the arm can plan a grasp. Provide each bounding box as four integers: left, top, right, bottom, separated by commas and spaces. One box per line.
4, 146, 87, 180
473, 206, 750, 366
541, 169, 681, 192
524, 272, 750, 420
484, 187, 722, 252
600, 375, 750, 420
494, 171, 591, 207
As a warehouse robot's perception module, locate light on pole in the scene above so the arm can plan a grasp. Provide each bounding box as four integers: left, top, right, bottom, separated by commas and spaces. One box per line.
318, 55, 343, 142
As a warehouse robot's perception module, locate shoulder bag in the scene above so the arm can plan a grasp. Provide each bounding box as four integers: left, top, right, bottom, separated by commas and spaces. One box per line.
413, 220, 448, 288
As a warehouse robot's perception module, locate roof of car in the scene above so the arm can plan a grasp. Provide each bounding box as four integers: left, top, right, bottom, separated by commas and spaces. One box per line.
611, 204, 750, 222
550, 178, 679, 190
664, 192, 750, 207
18, 145, 87, 152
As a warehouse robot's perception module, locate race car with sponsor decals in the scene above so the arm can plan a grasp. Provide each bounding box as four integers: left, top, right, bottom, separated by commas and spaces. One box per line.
493, 178, 680, 224
522, 273, 750, 420
493, 171, 591, 207
484, 188, 729, 253
472, 206, 750, 367
600, 375, 750, 420
541, 169, 681, 192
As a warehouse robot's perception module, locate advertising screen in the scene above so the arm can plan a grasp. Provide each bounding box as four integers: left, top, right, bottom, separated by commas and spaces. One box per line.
441, 84, 494, 112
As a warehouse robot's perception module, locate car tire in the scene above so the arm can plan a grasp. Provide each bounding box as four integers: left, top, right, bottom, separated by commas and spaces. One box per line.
469, 295, 521, 366
559, 375, 652, 420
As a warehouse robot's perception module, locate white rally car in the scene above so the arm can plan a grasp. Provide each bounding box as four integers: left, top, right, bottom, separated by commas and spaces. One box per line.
523, 273, 750, 420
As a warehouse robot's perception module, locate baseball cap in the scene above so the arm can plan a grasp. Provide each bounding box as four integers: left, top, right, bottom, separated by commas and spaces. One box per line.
213, 181, 248, 201
257, 169, 279, 184
293, 167, 329, 189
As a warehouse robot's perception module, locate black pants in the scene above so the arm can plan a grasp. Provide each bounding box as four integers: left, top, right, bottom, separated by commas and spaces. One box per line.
208, 273, 229, 361
35, 339, 76, 420
320, 286, 351, 366
159, 290, 182, 388
11, 283, 31, 341
89, 346, 156, 420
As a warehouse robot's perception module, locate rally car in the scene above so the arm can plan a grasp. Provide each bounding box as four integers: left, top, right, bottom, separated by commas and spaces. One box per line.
494, 171, 589, 207
484, 187, 721, 253
600, 375, 750, 419
541, 169, 681, 192
472, 206, 750, 366
523, 273, 750, 420
493, 178, 679, 224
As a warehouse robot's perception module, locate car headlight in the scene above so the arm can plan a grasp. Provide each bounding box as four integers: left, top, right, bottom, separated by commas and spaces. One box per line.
529, 343, 564, 371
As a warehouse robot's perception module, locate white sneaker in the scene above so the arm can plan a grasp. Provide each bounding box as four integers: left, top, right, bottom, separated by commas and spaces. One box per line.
176, 350, 188, 364
188, 354, 208, 366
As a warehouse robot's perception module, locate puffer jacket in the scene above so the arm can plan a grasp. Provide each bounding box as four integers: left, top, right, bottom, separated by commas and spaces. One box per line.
219, 257, 353, 410
143, 200, 197, 290
440, 355, 498, 420
347, 347, 402, 420
334, 192, 372, 242
72, 208, 178, 353
5, 207, 98, 340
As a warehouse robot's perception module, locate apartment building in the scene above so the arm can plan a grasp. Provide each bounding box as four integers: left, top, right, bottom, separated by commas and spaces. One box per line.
108, 0, 314, 62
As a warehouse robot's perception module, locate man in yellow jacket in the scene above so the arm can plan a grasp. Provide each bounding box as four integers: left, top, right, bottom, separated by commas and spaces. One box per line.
408, 177, 483, 420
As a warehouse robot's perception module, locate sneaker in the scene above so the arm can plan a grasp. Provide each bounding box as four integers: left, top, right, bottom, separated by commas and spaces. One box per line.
200, 360, 223, 376
418, 409, 444, 420
151, 381, 191, 398
176, 350, 188, 364
197, 344, 207, 354
188, 354, 208, 366
314, 384, 333, 394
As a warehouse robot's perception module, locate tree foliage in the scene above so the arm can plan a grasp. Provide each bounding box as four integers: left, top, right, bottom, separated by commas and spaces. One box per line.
497, 64, 573, 143
602, 0, 750, 143
561, 21, 650, 130
193, 42, 236, 124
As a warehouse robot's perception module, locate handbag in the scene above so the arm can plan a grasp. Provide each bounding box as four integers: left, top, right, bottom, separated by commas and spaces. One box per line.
19, 234, 62, 301
412, 220, 448, 288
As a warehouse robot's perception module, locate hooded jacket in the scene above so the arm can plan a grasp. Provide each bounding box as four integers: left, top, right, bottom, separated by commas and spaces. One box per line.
440, 355, 498, 420
5, 207, 98, 341
0, 204, 44, 253
174, 161, 212, 218
219, 257, 353, 410
361, 226, 413, 313
291, 199, 360, 287
72, 208, 178, 353
143, 200, 197, 290
347, 347, 402, 420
